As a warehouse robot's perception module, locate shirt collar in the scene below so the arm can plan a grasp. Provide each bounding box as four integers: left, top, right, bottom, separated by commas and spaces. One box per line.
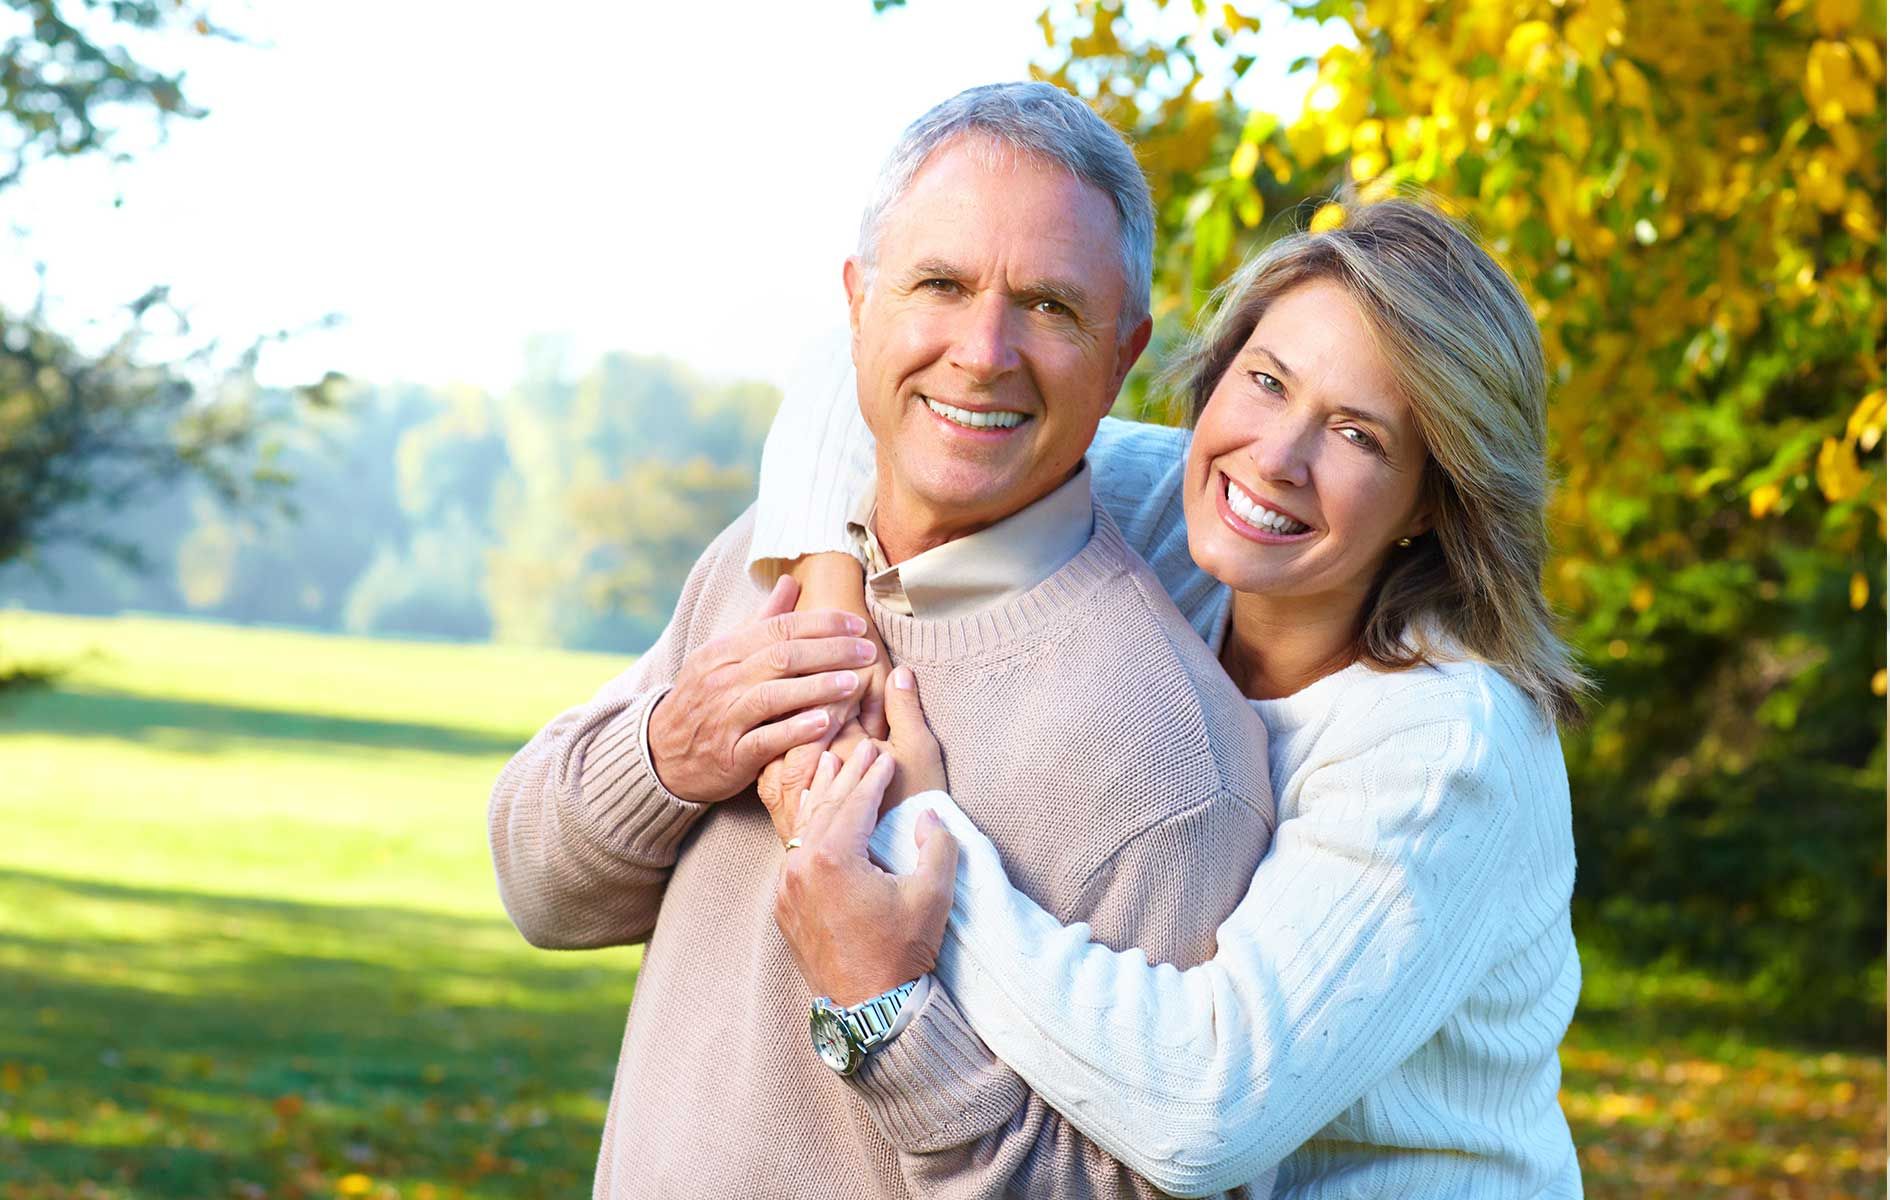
846, 463, 1096, 620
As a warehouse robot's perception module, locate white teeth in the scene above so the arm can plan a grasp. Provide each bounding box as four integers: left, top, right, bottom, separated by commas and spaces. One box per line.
1225, 479, 1310, 535
923, 396, 1026, 430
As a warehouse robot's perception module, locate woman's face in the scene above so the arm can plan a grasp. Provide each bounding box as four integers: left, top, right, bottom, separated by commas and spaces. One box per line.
1183, 279, 1432, 615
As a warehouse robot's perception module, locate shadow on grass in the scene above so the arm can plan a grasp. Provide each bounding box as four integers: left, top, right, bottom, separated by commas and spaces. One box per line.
0, 686, 525, 758
0, 655, 68, 694
1572, 938, 1885, 1056
0, 869, 637, 1199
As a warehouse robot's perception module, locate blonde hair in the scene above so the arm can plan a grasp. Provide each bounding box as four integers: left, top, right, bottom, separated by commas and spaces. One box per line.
1167, 199, 1590, 724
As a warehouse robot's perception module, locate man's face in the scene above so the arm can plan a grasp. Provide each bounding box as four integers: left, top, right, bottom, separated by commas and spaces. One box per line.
845, 138, 1151, 550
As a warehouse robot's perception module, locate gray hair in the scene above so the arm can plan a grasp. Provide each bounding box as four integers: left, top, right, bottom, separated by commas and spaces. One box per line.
856, 81, 1155, 335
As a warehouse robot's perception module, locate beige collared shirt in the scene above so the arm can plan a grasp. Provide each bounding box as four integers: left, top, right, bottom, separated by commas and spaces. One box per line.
847, 464, 1096, 619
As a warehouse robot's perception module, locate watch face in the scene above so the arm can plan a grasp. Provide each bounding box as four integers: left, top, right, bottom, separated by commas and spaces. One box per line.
810, 1006, 858, 1075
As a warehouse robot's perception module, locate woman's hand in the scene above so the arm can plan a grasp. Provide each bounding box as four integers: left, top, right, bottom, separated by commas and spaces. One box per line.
765, 664, 947, 840
646, 576, 877, 805
878, 665, 946, 811
758, 552, 891, 840
774, 733, 958, 1006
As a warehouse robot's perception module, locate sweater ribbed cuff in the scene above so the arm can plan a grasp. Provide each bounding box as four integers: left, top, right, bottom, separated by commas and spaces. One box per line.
849, 982, 1028, 1153
575, 688, 707, 863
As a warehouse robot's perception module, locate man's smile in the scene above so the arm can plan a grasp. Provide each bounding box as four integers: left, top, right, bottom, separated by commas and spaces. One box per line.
917, 394, 1032, 435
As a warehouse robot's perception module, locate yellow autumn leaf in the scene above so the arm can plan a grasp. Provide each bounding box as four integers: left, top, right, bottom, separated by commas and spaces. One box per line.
1504, 21, 1557, 72
1816, 436, 1870, 502
1229, 140, 1260, 182
1873, 669, 1887, 696
1850, 572, 1869, 609
338, 1175, 374, 1197
1814, 0, 1861, 35
1261, 143, 1294, 184
1806, 40, 1865, 125
1236, 187, 1264, 228
1750, 482, 1784, 517
1846, 36, 1885, 81
1846, 390, 1885, 452
1564, 0, 1623, 64
1288, 118, 1327, 167
1310, 202, 1347, 232
1631, 581, 1655, 612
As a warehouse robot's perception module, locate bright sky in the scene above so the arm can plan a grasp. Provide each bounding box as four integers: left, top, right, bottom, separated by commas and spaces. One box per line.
0, 1, 1346, 392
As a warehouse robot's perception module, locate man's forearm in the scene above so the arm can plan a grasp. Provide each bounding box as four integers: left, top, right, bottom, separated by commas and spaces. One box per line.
488, 639, 706, 950
850, 987, 1223, 1199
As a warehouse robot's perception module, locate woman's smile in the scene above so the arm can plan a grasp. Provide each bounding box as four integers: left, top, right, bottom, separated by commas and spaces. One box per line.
1215, 471, 1315, 543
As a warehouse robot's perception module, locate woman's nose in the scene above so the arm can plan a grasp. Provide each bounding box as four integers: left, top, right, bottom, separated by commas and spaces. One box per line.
1246, 423, 1313, 489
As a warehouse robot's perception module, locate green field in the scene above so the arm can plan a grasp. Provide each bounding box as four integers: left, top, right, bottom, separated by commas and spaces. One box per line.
1, 611, 1882, 1199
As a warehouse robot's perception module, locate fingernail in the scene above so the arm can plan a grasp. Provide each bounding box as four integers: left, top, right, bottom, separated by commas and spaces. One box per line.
820, 751, 838, 770
844, 614, 868, 635
802, 710, 830, 731
891, 666, 914, 689
832, 671, 859, 693
854, 640, 877, 663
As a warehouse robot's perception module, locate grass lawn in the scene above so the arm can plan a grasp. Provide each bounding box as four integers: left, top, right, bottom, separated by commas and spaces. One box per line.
0, 610, 1882, 1199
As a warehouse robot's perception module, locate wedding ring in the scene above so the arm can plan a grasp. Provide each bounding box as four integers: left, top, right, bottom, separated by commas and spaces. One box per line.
784, 837, 804, 852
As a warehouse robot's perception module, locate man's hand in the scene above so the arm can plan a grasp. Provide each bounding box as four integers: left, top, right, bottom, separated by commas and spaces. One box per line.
648, 576, 879, 805
774, 737, 958, 1006
758, 552, 889, 840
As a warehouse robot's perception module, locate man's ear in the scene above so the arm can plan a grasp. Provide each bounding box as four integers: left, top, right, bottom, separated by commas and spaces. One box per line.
843, 258, 868, 355
1107, 315, 1155, 408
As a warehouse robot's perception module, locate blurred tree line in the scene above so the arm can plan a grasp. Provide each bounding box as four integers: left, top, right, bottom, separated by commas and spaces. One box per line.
1023, 0, 1885, 1040
0, 3, 775, 656
1, 345, 775, 653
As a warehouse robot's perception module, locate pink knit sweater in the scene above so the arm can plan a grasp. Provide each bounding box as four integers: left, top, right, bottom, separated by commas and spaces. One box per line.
488, 503, 1275, 1198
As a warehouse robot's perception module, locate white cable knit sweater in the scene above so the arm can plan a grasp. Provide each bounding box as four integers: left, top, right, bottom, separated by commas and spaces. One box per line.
751, 344, 1584, 1198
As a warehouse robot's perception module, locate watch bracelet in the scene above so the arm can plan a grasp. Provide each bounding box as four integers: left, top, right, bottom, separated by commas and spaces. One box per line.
841, 979, 917, 1050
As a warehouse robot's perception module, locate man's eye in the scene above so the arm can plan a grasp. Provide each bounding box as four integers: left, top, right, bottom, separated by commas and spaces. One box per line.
1032, 298, 1073, 318
1250, 371, 1284, 395
919, 278, 960, 294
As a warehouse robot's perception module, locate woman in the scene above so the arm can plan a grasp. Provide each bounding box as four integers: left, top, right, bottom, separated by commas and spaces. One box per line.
761, 200, 1588, 1197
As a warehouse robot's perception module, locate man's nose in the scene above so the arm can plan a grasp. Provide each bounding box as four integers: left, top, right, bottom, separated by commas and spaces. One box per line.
946, 293, 1021, 383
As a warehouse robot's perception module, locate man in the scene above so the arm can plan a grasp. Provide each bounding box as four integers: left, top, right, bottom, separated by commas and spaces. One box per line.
489, 82, 1274, 1198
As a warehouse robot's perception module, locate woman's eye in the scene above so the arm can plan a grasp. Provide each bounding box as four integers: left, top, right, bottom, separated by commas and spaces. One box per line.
1339, 426, 1381, 453
1250, 371, 1284, 395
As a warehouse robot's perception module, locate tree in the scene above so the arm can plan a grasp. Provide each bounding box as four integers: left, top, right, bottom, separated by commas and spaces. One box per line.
0, 2, 328, 587
1033, 0, 1885, 1036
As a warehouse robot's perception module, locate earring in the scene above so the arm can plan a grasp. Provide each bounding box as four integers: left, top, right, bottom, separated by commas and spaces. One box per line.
1396, 537, 1413, 548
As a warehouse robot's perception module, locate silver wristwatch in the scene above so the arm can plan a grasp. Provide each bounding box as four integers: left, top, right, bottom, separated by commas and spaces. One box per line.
809, 978, 922, 1076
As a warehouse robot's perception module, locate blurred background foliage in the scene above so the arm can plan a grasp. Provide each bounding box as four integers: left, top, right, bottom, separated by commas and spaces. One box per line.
0, 0, 1883, 1195
3, 2, 1874, 1043
4, 349, 772, 654
1027, 0, 1887, 1042
1, 0, 1882, 1051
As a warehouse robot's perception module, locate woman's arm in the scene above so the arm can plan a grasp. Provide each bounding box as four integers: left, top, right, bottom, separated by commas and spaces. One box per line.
745, 332, 1226, 641
867, 689, 1564, 1195
750, 331, 874, 584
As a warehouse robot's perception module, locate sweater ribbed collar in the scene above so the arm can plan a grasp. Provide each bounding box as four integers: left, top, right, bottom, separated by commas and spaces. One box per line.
868, 499, 1130, 664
